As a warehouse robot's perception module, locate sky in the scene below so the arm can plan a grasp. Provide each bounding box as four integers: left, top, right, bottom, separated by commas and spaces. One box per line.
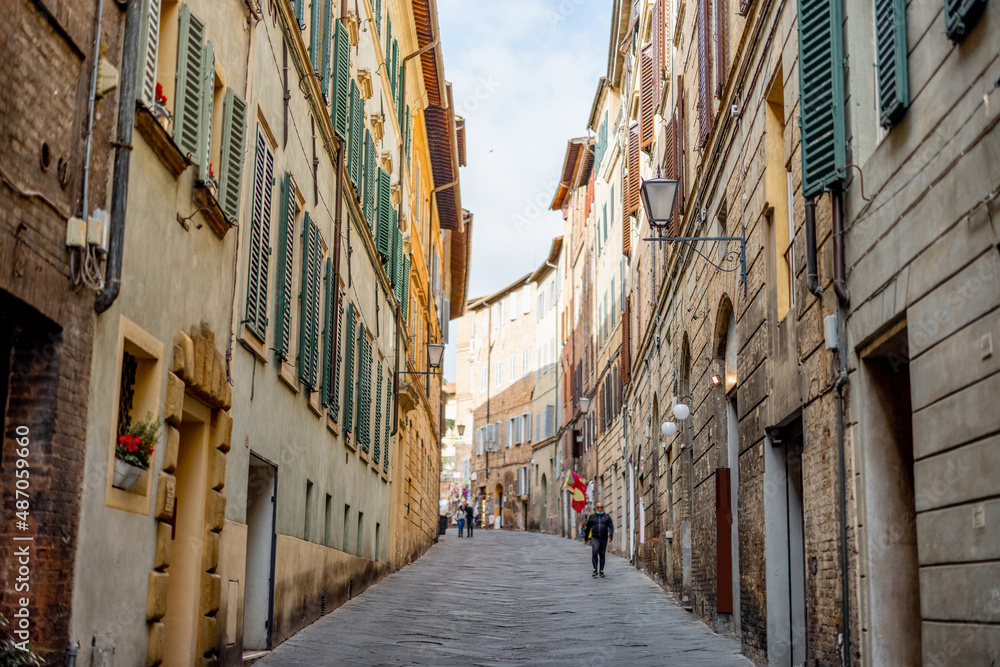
436, 0, 610, 381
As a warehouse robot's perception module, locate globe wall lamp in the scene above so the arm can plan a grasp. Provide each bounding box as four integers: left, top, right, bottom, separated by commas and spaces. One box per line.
640, 174, 748, 295
661, 396, 693, 448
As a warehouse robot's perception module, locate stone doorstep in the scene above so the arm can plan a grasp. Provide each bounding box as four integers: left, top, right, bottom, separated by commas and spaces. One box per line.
242, 650, 270, 665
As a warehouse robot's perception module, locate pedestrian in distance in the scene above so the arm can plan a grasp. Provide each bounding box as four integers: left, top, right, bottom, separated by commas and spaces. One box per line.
584, 502, 614, 577
464, 503, 475, 537
456, 504, 466, 537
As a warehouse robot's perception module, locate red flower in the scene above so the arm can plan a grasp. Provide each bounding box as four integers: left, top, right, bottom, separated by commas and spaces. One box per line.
155, 82, 168, 104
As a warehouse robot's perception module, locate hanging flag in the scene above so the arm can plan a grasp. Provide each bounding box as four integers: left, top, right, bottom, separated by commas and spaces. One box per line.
565, 471, 588, 513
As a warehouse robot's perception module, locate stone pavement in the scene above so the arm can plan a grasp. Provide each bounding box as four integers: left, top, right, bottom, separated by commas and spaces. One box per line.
257, 530, 752, 666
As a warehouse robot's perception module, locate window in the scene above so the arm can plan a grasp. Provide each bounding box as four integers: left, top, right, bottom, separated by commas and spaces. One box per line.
509, 355, 516, 381
305, 480, 315, 541
510, 291, 518, 319
874, 0, 909, 127
480, 365, 487, 392
495, 361, 502, 387
523, 284, 532, 313
522, 349, 529, 377
522, 412, 532, 442
243, 126, 275, 343
107, 319, 164, 511
610, 277, 616, 326
324, 494, 333, 547
343, 504, 351, 552
275, 173, 300, 366
357, 511, 364, 557
298, 214, 323, 390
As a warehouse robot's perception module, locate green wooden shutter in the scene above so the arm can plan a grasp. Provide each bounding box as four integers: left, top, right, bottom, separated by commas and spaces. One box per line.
174, 4, 205, 162
375, 0, 382, 33
309, 0, 322, 72
797, 0, 847, 198
875, 0, 909, 128
293, 0, 305, 26
320, 0, 333, 100
404, 106, 412, 166
385, 18, 392, 71
136, 0, 161, 105
322, 258, 338, 407
330, 298, 344, 419
383, 374, 391, 472
376, 168, 392, 258
299, 215, 322, 389
275, 173, 297, 360
343, 303, 356, 432
392, 226, 403, 300
348, 80, 363, 190
331, 22, 350, 140
244, 128, 274, 340
373, 360, 383, 465
356, 325, 371, 451
401, 256, 411, 323
197, 41, 214, 181
945, 0, 987, 42
363, 129, 377, 231
391, 39, 399, 102
218, 89, 247, 224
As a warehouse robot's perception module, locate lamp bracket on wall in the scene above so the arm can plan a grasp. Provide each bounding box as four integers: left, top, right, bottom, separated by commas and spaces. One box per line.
643, 224, 747, 294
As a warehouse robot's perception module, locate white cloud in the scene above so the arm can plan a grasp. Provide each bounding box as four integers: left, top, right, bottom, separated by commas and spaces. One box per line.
438, 0, 608, 299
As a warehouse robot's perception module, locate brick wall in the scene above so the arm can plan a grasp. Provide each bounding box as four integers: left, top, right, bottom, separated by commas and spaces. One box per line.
0, 0, 101, 656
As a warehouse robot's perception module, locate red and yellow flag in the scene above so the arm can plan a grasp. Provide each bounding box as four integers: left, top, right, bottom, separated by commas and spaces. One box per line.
565, 471, 588, 513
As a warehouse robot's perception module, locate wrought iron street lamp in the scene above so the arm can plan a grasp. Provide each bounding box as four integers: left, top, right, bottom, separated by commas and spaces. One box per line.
640, 176, 679, 229
640, 175, 748, 295
457, 424, 465, 436
399, 342, 446, 378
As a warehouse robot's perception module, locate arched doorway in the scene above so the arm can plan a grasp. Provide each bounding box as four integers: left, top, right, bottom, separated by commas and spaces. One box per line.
716, 301, 741, 636
540, 474, 548, 531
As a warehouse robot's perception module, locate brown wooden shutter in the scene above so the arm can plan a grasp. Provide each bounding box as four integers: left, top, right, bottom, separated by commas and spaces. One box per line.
585, 169, 595, 216
640, 43, 655, 152
697, 0, 713, 146
716, 0, 727, 98
621, 296, 631, 386
674, 75, 685, 236
652, 0, 664, 108
627, 123, 641, 217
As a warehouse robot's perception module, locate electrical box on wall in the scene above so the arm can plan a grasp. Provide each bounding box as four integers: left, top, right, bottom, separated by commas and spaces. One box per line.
824, 315, 839, 350
66, 217, 87, 247
87, 210, 109, 252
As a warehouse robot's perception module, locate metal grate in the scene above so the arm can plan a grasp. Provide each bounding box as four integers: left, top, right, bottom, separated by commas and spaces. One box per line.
118, 352, 137, 436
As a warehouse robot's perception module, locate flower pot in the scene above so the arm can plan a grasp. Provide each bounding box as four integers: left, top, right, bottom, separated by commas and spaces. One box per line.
113, 458, 145, 490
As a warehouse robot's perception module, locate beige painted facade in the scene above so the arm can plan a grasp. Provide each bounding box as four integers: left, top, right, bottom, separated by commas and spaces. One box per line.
455, 242, 562, 532
66, 0, 466, 663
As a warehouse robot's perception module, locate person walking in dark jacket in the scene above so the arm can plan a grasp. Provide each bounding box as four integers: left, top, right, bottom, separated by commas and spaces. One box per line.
464, 503, 475, 537
584, 503, 614, 577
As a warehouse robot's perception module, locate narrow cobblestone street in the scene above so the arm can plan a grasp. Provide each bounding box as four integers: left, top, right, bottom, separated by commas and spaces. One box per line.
258, 531, 750, 666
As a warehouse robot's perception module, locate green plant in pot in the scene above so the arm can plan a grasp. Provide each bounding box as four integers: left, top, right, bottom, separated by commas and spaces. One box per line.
113, 413, 162, 491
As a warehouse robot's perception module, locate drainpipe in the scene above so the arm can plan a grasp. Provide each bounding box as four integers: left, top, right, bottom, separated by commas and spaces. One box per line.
80, 0, 105, 221
66, 643, 78, 667
831, 190, 852, 667
95, 0, 143, 313
804, 197, 822, 298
